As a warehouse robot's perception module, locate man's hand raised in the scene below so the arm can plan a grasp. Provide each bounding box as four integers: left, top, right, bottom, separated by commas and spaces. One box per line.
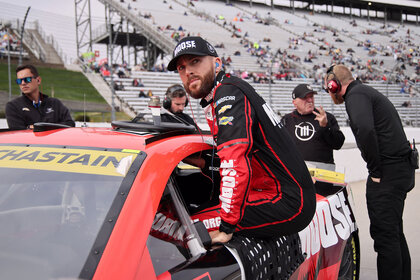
314, 106, 328, 127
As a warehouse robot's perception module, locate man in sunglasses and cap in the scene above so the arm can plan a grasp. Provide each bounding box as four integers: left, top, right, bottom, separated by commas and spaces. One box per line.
168, 36, 316, 244
281, 83, 345, 164
6, 64, 75, 130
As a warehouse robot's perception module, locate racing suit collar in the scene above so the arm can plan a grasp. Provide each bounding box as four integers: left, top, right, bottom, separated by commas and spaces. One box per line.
200, 71, 226, 108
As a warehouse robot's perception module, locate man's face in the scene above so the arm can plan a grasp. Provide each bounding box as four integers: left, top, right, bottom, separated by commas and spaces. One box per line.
176, 55, 215, 99
293, 93, 315, 115
17, 68, 40, 97
170, 96, 187, 114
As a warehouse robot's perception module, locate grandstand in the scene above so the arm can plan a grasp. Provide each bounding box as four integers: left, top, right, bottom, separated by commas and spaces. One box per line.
84, 0, 418, 127
2, 0, 419, 127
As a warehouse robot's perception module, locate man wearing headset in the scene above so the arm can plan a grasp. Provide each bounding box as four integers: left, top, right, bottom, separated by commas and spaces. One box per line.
324, 64, 416, 280
6, 64, 75, 130
161, 83, 196, 126
168, 36, 316, 244
281, 83, 345, 164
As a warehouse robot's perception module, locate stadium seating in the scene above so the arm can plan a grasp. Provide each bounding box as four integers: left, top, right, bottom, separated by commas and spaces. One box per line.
99, 0, 418, 127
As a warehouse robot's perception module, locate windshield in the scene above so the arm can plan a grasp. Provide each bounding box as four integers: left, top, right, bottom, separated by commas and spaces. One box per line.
0, 145, 139, 280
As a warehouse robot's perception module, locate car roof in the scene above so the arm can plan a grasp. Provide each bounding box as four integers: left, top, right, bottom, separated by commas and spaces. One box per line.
0, 126, 212, 158
0, 127, 149, 150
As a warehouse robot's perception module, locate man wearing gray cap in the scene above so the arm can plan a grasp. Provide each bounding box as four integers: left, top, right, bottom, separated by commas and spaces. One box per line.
168, 36, 316, 244
281, 84, 345, 164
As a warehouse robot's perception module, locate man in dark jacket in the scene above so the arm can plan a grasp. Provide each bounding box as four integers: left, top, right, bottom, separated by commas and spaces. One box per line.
161, 84, 196, 127
6, 64, 75, 130
281, 84, 345, 164
325, 64, 416, 280
168, 36, 316, 244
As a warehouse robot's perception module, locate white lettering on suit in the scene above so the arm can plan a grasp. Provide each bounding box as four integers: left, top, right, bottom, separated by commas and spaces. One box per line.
220, 159, 236, 213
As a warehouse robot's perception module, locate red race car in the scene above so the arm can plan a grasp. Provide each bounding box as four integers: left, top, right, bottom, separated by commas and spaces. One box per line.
0, 121, 359, 280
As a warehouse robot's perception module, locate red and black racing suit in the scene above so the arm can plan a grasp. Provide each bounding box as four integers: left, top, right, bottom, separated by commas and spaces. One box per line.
194, 72, 316, 238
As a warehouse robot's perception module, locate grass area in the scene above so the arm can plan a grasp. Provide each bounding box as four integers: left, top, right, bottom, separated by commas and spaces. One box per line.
0, 63, 106, 103
74, 111, 131, 122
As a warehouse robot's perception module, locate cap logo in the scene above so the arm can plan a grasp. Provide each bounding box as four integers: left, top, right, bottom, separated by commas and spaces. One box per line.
306, 85, 313, 91
173, 40, 196, 57
206, 42, 216, 54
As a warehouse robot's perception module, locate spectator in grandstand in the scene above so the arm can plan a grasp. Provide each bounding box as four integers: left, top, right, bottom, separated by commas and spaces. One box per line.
281, 84, 345, 164
167, 36, 316, 244
114, 81, 124, 91
161, 84, 195, 127
138, 90, 146, 98
132, 78, 144, 87
6, 64, 75, 130
324, 64, 416, 280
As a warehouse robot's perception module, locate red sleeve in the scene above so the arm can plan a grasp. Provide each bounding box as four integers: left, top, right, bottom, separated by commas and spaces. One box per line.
214, 84, 254, 227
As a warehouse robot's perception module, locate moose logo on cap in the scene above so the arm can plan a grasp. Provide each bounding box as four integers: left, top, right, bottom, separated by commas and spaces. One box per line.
173, 40, 197, 57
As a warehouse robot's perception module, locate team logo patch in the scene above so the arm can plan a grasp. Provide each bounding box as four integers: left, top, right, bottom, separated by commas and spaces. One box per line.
219, 116, 233, 126
173, 40, 197, 57
214, 96, 235, 107
295, 121, 315, 141
22, 107, 30, 111
206, 42, 216, 54
218, 105, 232, 114
46, 107, 54, 114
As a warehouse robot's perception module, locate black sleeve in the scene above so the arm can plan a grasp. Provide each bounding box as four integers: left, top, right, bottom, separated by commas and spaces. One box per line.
346, 93, 382, 177
56, 99, 75, 127
321, 113, 345, 150
5, 101, 28, 130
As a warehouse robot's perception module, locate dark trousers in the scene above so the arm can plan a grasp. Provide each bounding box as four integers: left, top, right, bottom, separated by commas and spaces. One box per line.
366, 160, 415, 280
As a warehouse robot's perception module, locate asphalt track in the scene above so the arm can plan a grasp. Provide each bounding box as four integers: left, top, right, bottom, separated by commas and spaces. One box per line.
350, 172, 420, 280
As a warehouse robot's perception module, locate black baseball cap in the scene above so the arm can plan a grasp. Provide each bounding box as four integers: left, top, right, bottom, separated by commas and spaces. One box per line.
167, 36, 218, 71
292, 84, 317, 99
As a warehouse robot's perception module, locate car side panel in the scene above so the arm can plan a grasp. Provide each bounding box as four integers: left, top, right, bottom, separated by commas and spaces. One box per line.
95, 136, 213, 279
291, 187, 358, 280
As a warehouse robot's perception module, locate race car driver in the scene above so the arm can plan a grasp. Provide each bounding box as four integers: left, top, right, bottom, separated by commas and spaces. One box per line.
167, 36, 316, 244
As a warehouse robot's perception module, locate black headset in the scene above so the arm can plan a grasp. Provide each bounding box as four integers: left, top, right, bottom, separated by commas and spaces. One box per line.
325, 64, 342, 94
163, 84, 188, 110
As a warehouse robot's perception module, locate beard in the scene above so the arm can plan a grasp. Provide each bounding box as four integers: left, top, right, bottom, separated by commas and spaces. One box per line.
330, 92, 344, 104
183, 69, 215, 100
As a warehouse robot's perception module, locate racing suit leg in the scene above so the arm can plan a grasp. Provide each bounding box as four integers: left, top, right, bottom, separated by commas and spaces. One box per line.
366, 160, 414, 280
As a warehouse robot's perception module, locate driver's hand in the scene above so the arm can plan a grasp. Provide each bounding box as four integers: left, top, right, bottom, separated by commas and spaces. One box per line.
209, 230, 233, 244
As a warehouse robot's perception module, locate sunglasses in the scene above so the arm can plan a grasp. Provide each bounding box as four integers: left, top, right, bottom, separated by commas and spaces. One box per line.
16, 76, 37, 85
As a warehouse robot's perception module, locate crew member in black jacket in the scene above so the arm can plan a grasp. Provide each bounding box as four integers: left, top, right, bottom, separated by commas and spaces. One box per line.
6, 64, 75, 130
281, 84, 345, 164
161, 83, 196, 127
325, 64, 415, 280
168, 36, 316, 245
